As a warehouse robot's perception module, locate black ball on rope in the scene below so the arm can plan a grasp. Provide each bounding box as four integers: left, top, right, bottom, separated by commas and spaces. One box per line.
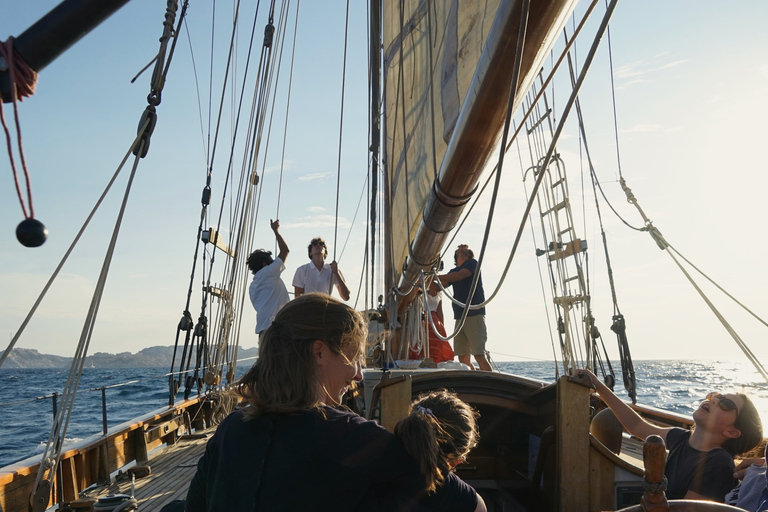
16, 218, 48, 247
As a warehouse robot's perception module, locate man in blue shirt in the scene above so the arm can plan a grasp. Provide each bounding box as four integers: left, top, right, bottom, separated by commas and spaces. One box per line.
438, 244, 491, 371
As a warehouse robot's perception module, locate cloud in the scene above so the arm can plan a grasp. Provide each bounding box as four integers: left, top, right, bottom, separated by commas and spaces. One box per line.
307, 206, 326, 213
261, 160, 292, 175
614, 58, 688, 89
298, 173, 330, 182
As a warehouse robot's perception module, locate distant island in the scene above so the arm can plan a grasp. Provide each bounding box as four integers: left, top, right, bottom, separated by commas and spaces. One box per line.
0, 346, 259, 369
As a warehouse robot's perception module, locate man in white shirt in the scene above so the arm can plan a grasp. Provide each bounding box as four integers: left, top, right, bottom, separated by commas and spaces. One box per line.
247, 219, 290, 339
292, 237, 350, 300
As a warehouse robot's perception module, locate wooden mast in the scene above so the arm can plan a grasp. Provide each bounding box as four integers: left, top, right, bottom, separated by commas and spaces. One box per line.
396, 0, 576, 294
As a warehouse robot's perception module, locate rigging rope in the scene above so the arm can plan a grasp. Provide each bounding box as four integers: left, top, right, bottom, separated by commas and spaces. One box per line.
332, 0, 351, 278
431, 0, 534, 345
0, 37, 38, 220
28, 2, 185, 501
0, 131, 147, 372
437, 0, 600, 262
31, 144, 147, 511
663, 241, 768, 384
274, 0, 301, 218
436, 0, 617, 318
560, 26, 635, 399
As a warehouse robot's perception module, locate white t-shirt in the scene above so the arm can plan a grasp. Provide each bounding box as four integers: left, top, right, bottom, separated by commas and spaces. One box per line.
291, 261, 340, 296
426, 290, 441, 312
249, 257, 290, 333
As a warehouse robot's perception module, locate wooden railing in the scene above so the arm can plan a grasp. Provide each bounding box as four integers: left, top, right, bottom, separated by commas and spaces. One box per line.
0, 397, 210, 512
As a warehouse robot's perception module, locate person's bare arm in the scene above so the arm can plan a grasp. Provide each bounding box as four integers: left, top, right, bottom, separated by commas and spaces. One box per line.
330, 261, 350, 301
438, 268, 472, 285
294, 286, 304, 297
580, 369, 671, 442
474, 493, 487, 512
734, 457, 766, 479
271, 219, 289, 263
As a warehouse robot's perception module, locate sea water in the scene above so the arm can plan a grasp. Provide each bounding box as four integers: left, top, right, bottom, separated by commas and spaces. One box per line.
1, 360, 767, 467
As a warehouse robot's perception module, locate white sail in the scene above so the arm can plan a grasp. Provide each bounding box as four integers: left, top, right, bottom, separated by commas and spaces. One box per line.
382, 0, 577, 290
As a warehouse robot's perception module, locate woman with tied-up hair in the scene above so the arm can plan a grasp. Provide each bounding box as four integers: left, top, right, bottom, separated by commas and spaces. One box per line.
395, 390, 487, 512
185, 293, 484, 512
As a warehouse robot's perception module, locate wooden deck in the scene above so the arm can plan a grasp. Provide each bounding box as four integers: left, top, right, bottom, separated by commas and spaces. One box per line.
83, 431, 212, 512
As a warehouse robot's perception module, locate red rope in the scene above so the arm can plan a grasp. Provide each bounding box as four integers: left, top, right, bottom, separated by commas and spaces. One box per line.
0, 37, 38, 219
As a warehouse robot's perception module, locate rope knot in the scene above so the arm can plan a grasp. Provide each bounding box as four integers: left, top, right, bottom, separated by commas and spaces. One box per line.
0, 37, 38, 102
642, 475, 668, 494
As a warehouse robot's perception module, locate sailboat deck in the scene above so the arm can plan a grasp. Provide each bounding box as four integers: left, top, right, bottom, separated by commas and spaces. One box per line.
86, 430, 212, 512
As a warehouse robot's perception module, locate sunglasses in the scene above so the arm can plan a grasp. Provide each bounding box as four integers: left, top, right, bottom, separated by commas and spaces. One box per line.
311, 240, 326, 247
705, 392, 739, 416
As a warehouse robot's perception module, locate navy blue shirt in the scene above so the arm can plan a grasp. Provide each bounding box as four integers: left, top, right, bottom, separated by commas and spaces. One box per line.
185, 407, 478, 512
665, 427, 735, 502
448, 258, 485, 319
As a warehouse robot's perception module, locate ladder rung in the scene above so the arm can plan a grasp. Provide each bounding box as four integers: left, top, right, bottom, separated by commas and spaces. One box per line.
541, 200, 568, 216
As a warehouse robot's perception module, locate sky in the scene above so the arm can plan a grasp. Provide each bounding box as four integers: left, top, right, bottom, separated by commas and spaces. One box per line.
1, 0, 768, 369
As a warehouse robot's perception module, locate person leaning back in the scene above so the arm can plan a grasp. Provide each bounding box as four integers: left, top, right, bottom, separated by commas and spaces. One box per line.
580, 369, 763, 502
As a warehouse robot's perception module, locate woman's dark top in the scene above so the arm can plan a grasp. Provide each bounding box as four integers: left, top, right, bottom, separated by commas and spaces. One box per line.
416, 473, 478, 512
185, 407, 477, 512
665, 427, 735, 502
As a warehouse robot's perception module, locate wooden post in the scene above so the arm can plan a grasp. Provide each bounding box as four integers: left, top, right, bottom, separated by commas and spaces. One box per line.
641, 435, 670, 512
556, 375, 591, 511
379, 374, 412, 433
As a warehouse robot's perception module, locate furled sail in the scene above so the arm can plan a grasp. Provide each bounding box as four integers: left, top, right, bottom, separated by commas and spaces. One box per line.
381, 0, 577, 291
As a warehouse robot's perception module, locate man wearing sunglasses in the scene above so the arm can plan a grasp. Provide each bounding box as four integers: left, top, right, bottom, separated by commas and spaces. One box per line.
579, 369, 763, 503
292, 237, 351, 301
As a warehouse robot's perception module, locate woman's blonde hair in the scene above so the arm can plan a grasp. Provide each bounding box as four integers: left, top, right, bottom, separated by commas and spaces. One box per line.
237, 293, 367, 416
394, 389, 479, 492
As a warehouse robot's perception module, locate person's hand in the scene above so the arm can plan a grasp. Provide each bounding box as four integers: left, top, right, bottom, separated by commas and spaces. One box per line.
270, 219, 280, 232
734, 457, 766, 480
330, 260, 339, 273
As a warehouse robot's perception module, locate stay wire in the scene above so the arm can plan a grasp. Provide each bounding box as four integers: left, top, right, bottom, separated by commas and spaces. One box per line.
0, 125, 149, 372
32, 144, 146, 502
605, 4, 623, 181
275, 0, 301, 217
332, 0, 352, 272
181, 14, 209, 167
252, 0, 290, 229
662, 242, 768, 385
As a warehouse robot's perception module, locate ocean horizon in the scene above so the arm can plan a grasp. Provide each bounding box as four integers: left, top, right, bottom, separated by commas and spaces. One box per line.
2, 359, 767, 467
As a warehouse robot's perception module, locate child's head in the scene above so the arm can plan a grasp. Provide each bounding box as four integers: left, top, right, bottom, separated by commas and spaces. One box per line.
722, 392, 763, 457
394, 389, 479, 492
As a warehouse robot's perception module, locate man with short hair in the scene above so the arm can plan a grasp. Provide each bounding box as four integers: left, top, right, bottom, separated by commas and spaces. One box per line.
247, 219, 290, 339
292, 237, 351, 300
438, 244, 492, 371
